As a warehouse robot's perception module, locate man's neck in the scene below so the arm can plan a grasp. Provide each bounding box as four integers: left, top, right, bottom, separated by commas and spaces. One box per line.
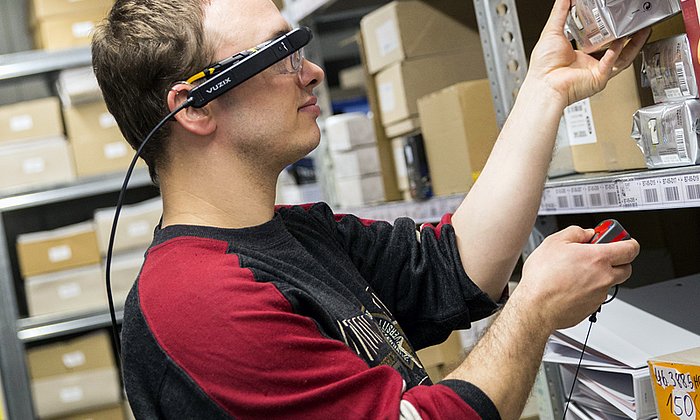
159, 160, 278, 230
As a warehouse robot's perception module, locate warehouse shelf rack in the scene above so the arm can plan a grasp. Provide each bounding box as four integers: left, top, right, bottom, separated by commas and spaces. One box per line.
0, 46, 91, 81
0, 0, 697, 419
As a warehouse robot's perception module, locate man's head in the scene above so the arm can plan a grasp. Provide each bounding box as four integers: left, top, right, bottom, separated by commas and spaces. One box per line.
92, 0, 324, 183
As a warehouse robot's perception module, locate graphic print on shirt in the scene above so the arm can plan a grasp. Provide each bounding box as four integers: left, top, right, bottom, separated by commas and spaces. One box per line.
337, 288, 426, 385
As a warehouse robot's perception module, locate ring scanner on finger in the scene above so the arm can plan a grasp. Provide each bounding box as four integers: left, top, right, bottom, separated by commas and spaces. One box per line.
588, 219, 631, 322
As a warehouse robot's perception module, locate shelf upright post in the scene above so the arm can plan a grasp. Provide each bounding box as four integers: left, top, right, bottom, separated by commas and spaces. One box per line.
0, 216, 35, 419
473, 0, 528, 128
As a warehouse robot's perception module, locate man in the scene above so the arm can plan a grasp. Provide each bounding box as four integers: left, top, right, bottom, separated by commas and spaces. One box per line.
92, 0, 644, 418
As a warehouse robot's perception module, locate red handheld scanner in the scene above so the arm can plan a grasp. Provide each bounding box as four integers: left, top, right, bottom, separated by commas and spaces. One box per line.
589, 219, 631, 244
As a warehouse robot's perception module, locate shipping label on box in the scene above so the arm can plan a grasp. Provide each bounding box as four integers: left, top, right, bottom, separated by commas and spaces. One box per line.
0, 97, 63, 143
642, 34, 699, 103
648, 347, 700, 420
360, 0, 484, 74
17, 221, 100, 278
632, 100, 700, 168
567, 0, 681, 53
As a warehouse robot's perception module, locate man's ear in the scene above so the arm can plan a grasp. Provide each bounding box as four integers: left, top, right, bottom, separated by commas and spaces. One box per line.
167, 83, 216, 136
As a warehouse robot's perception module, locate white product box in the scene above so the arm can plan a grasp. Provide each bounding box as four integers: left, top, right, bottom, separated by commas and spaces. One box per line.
331, 145, 381, 178
0, 136, 75, 194
566, 0, 681, 53
25, 264, 106, 317
336, 174, 385, 208
325, 113, 376, 152
641, 34, 699, 103
632, 99, 700, 168
93, 197, 162, 255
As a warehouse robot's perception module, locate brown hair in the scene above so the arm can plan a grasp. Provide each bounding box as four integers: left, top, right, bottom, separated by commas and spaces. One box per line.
91, 0, 214, 183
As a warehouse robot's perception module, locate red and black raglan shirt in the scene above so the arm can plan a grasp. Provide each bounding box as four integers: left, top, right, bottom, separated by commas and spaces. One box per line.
122, 202, 502, 419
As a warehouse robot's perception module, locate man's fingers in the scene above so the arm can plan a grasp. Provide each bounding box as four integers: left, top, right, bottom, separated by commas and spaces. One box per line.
601, 239, 640, 266
543, 0, 571, 34
612, 27, 652, 74
610, 264, 633, 285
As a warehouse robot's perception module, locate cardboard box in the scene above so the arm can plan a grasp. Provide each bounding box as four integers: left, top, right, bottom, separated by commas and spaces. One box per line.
641, 34, 698, 103
375, 50, 485, 126
416, 332, 464, 382
31, 0, 112, 22
360, 0, 483, 74
25, 264, 106, 317
27, 332, 120, 418
632, 99, 700, 168
63, 100, 135, 178
384, 117, 420, 139
57, 67, 103, 107
93, 197, 161, 255
34, 9, 108, 50
17, 222, 100, 278
0, 97, 63, 143
325, 113, 376, 152
549, 66, 647, 176
0, 137, 76, 194
647, 347, 700, 420
103, 251, 143, 307
417, 80, 498, 196
331, 145, 381, 178
54, 403, 125, 420
566, 0, 681, 53
335, 174, 385, 208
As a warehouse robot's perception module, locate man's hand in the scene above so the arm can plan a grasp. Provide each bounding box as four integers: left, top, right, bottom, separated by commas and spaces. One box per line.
516, 226, 640, 331
527, 0, 651, 107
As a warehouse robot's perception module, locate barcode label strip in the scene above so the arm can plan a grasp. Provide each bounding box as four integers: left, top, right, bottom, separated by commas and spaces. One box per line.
589, 193, 602, 207
607, 192, 618, 206
665, 186, 680, 202
557, 196, 569, 208
644, 188, 659, 203
687, 184, 700, 200
675, 62, 690, 96
675, 128, 689, 161
573, 195, 585, 208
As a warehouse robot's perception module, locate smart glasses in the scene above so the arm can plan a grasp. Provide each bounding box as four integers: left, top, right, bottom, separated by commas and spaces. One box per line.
186, 32, 305, 86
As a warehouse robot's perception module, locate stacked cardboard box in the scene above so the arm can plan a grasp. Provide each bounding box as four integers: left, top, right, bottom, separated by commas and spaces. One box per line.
17, 222, 105, 317
0, 97, 75, 194
94, 197, 161, 306
27, 331, 122, 418
360, 0, 486, 139
30, 0, 113, 50
549, 66, 647, 176
325, 113, 385, 208
417, 80, 499, 196
416, 332, 465, 383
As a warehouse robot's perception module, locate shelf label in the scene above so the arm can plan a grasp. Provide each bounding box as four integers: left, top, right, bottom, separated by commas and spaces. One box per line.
59, 386, 84, 403
57, 282, 82, 300
104, 141, 128, 160
376, 20, 400, 57
22, 157, 45, 175
564, 98, 597, 146
62, 351, 86, 369
127, 220, 150, 238
48, 245, 72, 263
10, 114, 33, 132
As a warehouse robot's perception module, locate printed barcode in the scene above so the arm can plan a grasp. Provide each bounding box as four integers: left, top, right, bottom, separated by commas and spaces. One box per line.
574, 130, 588, 138
607, 192, 619, 206
675, 128, 689, 160
592, 8, 610, 37
665, 186, 680, 202
557, 196, 569, 208
573, 195, 585, 207
589, 193, 602, 207
644, 188, 659, 203
675, 62, 690, 96
687, 184, 700, 200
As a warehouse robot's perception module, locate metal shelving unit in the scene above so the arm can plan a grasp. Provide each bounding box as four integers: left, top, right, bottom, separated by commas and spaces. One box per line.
0, 47, 91, 81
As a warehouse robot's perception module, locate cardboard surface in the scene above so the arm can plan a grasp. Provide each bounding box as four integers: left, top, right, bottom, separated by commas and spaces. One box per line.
360, 0, 483, 74
417, 79, 498, 196
17, 221, 100, 278
93, 197, 161, 255
31, 0, 112, 22
34, 9, 108, 50
331, 145, 382, 178
647, 347, 700, 420
0, 137, 75, 194
375, 50, 485, 126
102, 251, 144, 307
27, 331, 115, 379
549, 66, 646, 176
416, 332, 464, 369
63, 100, 136, 177
0, 97, 63, 144
54, 403, 125, 420
25, 264, 107, 317
384, 117, 420, 139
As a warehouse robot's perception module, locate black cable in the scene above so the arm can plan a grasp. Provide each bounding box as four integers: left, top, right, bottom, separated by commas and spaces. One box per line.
106, 98, 192, 359
562, 319, 594, 420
